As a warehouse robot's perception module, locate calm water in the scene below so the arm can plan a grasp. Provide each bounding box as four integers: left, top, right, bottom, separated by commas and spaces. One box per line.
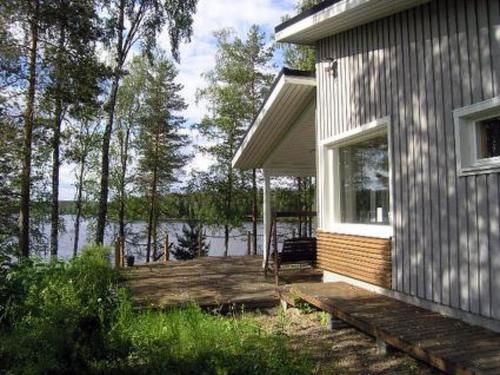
42, 215, 306, 262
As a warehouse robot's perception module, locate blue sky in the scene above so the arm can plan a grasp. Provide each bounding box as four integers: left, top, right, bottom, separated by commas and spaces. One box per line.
59, 0, 297, 200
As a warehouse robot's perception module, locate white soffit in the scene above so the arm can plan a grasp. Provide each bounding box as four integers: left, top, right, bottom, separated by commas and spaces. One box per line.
275, 0, 431, 45
232, 70, 316, 170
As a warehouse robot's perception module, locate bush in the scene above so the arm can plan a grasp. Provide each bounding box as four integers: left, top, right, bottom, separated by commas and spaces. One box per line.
0, 245, 312, 374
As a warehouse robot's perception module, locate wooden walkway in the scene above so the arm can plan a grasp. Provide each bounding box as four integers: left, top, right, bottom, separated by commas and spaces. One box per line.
281, 282, 500, 375
122, 256, 322, 310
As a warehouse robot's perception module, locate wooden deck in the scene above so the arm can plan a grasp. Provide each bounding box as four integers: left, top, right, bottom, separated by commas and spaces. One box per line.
282, 282, 500, 375
122, 256, 322, 310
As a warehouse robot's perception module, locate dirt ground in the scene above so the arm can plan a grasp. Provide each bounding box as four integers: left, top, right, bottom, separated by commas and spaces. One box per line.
253, 307, 441, 375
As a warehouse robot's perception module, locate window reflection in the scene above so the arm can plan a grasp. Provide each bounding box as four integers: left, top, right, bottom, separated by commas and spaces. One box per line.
338, 134, 390, 224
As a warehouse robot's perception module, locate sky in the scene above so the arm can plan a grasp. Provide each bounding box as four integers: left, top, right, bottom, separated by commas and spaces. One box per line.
58, 0, 296, 200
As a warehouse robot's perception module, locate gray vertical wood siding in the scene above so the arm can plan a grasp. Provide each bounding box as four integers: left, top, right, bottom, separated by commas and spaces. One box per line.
316, 0, 500, 320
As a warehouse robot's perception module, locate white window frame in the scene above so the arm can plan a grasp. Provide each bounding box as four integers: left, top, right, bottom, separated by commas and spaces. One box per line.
454, 96, 500, 176
318, 116, 393, 239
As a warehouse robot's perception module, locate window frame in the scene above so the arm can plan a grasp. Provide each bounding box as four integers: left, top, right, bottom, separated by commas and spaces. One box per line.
454, 97, 500, 176
319, 116, 393, 239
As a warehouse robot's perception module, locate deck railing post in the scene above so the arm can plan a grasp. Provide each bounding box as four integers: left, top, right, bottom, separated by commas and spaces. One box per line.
120, 236, 125, 268
115, 238, 121, 269
164, 234, 169, 263
273, 219, 279, 285
198, 228, 202, 257
247, 231, 251, 255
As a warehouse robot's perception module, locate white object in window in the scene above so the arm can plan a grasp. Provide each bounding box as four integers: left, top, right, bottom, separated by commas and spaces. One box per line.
454, 97, 500, 176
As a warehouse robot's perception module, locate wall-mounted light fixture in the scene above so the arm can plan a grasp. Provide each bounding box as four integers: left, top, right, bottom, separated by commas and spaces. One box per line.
321, 57, 338, 78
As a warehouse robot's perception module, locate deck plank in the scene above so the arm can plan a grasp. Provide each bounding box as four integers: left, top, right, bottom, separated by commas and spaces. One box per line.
287, 282, 500, 375
122, 256, 322, 309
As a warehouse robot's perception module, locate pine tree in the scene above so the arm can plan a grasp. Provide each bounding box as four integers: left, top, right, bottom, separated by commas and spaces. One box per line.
171, 221, 209, 260
134, 52, 188, 262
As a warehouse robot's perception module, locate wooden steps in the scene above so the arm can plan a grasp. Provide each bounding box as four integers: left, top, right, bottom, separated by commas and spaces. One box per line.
281, 282, 500, 375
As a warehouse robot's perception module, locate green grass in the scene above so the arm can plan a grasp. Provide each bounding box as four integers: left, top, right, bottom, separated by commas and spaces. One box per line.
0, 245, 312, 374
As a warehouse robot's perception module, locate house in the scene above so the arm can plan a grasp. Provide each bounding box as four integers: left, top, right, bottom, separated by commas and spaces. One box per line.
232, 0, 500, 332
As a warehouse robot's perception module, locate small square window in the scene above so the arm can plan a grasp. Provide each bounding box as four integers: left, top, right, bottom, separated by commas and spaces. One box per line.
454, 97, 500, 176
477, 117, 500, 160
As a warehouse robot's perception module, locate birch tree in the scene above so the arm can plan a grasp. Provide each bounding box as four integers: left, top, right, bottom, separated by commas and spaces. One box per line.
197, 26, 273, 256
95, 0, 198, 245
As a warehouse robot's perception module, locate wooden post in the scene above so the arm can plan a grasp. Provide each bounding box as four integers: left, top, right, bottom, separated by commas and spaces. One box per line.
247, 231, 251, 255
115, 238, 121, 269
120, 237, 125, 268
198, 227, 202, 257
163, 234, 169, 263
273, 220, 279, 286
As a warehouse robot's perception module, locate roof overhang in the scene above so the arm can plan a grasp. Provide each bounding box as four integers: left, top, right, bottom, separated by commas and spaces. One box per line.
232, 69, 316, 176
275, 0, 431, 45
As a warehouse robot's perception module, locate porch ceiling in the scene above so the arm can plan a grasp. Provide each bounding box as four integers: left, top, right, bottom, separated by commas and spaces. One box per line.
232, 68, 316, 177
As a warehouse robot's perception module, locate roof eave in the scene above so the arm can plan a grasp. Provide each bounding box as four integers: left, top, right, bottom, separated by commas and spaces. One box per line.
232, 70, 316, 170
275, 0, 432, 45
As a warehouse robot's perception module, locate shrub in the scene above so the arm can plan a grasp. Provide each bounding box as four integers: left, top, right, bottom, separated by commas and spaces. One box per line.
0, 245, 312, 374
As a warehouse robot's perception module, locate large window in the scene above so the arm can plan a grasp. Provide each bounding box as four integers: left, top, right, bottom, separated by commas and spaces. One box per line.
338, 134, 390, 224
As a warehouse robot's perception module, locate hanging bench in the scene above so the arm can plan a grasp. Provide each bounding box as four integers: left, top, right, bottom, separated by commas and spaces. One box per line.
264, 211, 317, 285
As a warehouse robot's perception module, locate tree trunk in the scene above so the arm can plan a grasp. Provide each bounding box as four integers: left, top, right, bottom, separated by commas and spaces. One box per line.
145, 183, 157, 263
95, 76, 120, 244
50, 26, 65, 260
224, 224, 229, 257
19, 0, 40, 258
252, 169, 257, 255
96, 2, 125, 244
118, 127, 130, 239
73, 157, 85, 257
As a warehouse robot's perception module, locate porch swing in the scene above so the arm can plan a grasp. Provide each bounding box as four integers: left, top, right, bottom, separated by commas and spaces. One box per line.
264, 211, 317, 285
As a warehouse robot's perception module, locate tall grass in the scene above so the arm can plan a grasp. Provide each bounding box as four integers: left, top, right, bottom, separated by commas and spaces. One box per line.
0, 245, 311, 374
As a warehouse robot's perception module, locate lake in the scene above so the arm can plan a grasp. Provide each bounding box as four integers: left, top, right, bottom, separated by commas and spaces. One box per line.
42, 215, 307, 263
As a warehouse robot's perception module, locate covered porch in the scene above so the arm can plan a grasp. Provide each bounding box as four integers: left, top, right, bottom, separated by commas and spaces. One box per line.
232, 68, 317, 271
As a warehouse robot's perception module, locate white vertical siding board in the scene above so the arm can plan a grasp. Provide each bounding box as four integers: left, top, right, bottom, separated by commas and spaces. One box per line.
477, 0, 494, 100
409, 9, 425, 297
396, 12, 411, 294
477, 174, 491, 317
446, 0, 462, 309
439, 0, 460, 309
466, 0, 484, 104
340, 33, 347, 134
488, 174, 500, 319
377, 20, 387, 118
431, 0, 448, 306
465, 0, 482, 315
371, 22, 378, 120
489, 0, 500, 97
455, 0, 471, 312
406, 9, 418, 296
387, 15, 403, 292
468, 177, 480, 315
423, 3, 440, 303
415, 5, 430, 299
348, 28, 355, 131
475, 0, 493, 318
